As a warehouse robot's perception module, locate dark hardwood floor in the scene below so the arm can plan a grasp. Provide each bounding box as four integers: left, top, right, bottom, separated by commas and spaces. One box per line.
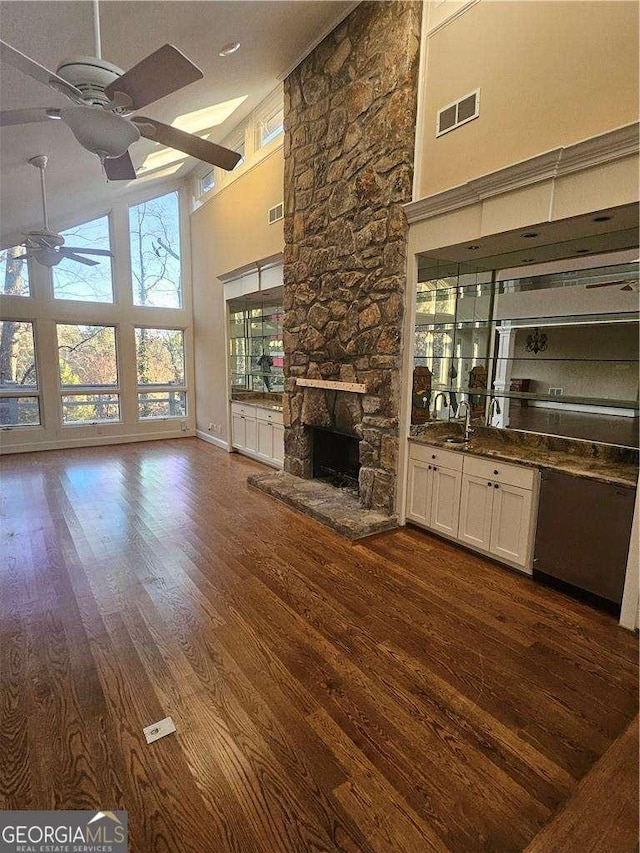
1, 438, 637, 852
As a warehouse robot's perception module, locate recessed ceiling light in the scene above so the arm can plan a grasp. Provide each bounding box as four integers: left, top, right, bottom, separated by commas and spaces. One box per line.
467, 245, 480, 250
521, 258, 535, 263
219, 42, 240, 57
522, 231, 539, 238
593, 215, 611, 222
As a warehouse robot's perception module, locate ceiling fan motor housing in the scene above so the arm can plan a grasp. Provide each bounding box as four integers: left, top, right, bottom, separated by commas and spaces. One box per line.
26, 228, 64, 249
56, 56, 129, 110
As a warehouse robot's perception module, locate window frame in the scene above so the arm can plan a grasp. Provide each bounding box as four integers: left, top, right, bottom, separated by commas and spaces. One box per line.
56, 321, 122, 426
134, 324, 188, 421
0, 318, 41, 429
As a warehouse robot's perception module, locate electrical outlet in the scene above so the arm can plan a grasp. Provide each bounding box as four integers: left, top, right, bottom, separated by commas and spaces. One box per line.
180, 419, 188, 432
208, 422, 214, 431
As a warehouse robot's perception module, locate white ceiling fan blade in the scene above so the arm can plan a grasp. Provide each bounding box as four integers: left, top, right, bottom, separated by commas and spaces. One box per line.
0, 108, 61, 127
0, 39, 84, 102
104, 44, 203, 110
103, 151, 136, 181
59, 250, 99, 266
62, 246, 113, 257
133, 117, 242, 171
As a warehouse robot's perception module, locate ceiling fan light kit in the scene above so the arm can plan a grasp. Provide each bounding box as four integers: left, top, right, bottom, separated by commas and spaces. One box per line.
0, 0, 242, 180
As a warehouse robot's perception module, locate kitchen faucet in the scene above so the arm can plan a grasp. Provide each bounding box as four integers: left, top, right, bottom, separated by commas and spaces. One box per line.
487, 397, 501, 425
456, 400, 473, 442
432, 392, 448, 419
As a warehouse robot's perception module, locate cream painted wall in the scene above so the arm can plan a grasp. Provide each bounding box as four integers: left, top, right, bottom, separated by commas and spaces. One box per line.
191, 148, 284, 443
418, 1, 639, 197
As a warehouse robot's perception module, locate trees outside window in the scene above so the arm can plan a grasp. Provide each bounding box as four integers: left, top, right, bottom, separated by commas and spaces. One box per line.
0, 320, 39, 426
135, 327, 185, 418
0, 247, 30, 297
57, 324, 120, 423
130, 192, 182, 309
52, 216, 113, 303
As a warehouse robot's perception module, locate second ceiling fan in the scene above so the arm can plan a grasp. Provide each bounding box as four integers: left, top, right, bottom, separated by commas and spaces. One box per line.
0, 0, 242, 180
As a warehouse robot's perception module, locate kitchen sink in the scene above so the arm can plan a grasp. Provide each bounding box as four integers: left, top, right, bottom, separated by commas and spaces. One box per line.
441, 435, 467, 446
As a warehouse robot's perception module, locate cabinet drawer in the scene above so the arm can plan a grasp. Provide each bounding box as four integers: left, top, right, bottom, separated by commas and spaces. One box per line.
255, 407, 283, 425
231, 402, 256, 418
409, 442, 463, 472
463, 455, 537, 490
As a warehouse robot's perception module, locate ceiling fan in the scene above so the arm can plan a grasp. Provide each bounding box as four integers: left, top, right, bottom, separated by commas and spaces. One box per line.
0, 0, 241, 180
15, 155, 113, 268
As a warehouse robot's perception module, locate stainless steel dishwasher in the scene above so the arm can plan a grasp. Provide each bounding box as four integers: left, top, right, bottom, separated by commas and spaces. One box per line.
534, 469, 636, 607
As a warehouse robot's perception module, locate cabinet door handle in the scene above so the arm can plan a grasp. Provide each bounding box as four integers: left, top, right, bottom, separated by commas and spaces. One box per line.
428, 465, 432, 470
432, 454, 436, 459
494, 469, 499, 475
494, 483, 499, 489
487, 481, 492, 487
433, 466, 437, 472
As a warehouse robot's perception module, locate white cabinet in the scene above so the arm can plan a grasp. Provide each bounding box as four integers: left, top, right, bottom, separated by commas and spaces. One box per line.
407, 440, 539, 574
459, 474, 494, 551
231, 403, 257, 453
459, 456, 537, 572
489, 482, 534, 568
407, 443, 463, 536
272, 423, 284, 464
430, 465, 462, 537
231, 402, 283, 468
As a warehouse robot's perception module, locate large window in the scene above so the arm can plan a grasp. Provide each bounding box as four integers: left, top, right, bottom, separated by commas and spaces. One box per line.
57, 323, 120, 423
130, 192, 182, 309
0, 247, 30, 297
135, 326, 186, 418
0, 321, 39, 426
52, 216, 113, 303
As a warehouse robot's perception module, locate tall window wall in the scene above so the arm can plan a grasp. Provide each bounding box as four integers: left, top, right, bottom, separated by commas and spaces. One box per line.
0, 184, 194, 453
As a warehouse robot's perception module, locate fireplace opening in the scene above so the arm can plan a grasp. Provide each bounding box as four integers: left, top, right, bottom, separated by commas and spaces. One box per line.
310, 427, 360, 492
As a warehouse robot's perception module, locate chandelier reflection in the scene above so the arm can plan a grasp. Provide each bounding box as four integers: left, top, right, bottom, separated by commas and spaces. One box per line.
525, 327, 548, 354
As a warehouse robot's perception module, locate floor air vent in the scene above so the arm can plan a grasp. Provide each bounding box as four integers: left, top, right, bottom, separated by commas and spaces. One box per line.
268, 202, 284, 224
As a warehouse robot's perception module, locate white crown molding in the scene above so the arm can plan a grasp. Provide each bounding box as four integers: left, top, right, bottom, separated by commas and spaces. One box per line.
405, 122, 640, 223
426, 0, 481, 38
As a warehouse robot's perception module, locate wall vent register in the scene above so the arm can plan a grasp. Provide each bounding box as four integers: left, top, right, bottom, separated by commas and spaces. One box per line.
436, 89, 480, 137
268, 202, 284, 225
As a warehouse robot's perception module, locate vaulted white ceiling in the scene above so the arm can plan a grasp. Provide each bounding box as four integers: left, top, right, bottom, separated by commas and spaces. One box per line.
0, 0, 354, 243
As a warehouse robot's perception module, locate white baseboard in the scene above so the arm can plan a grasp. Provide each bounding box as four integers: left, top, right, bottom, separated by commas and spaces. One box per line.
196, 429, 229, 451
0, 429, 194, 455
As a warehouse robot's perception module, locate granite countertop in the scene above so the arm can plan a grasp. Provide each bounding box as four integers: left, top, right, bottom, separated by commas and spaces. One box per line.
231, 394, 283, 413
409, 424, 639, 488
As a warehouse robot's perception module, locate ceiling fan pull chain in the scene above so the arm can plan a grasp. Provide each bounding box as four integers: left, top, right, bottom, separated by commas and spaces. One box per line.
93, 0, 102, 60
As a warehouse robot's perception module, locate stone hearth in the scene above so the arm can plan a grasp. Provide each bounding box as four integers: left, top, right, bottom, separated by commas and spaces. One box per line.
248, 470, 398, 540
281, 0, 421, 515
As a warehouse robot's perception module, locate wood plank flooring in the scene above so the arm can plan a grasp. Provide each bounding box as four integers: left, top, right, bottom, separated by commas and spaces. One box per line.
1, 438, 637, 852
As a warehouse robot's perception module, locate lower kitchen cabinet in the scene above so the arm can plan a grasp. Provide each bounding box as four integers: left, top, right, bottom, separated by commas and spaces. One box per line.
406, 444, 463, 537
231, 402, 283, 468
407, 441, 539, 574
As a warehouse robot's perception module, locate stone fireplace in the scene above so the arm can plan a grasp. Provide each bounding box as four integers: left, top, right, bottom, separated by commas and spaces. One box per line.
282, 1, 421, 514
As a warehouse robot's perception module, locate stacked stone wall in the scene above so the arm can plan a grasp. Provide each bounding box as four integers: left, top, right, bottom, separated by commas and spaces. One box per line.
283, 1, 421, 512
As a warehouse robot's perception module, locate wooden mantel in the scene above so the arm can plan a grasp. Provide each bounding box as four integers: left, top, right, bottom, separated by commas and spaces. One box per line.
296, 378, 367, 394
